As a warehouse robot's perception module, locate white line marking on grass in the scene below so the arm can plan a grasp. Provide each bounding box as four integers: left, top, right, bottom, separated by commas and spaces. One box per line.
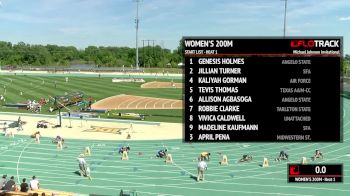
126, 96, 148, 109
116, 95, 132, 109
14, 76, 47, 97
144, 99, 156, 109
162, 99, 173, 109
16, 140, 33, 184
170, 100, 181, 109
153, 98, 161, 109
135, 97, 151, 109
119, 96, 139, 109
155, 99, 165, 109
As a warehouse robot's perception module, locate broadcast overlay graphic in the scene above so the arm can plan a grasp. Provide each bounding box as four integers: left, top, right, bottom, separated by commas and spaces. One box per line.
184, 37, 342, 142
288, 164, 343, 183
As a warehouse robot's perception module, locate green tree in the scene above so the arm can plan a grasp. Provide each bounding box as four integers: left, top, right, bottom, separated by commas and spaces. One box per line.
0, 40, 184, 68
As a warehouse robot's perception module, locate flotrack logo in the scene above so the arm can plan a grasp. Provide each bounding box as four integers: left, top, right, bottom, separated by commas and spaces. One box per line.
291, 40, 339, 48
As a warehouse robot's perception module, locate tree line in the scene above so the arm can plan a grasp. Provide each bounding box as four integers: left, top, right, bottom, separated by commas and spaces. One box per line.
343, 54, 350, 76
0, 40, 348, 72
0, 41, 183, 67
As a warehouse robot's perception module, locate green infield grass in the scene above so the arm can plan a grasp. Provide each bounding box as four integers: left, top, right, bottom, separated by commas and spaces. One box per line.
0, 75, 183, 123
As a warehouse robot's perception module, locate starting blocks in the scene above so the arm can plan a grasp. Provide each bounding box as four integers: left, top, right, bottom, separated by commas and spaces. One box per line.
301, 157, 307, 165
220, 155, 228, 165
122, 151, 129, 160
262, 158, 269, 167
165, 154, 173, 164
84, 147, 91, 156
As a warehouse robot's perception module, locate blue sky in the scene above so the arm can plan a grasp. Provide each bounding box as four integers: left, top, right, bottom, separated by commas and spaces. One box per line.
0, 0, 349, 54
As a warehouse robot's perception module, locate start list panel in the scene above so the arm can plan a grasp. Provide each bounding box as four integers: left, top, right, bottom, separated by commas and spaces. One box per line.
184, 37, 342, 142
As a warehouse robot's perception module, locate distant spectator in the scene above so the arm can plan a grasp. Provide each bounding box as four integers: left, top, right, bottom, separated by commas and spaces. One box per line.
32, 193, 39, 196
3, 176, 16, 191
17, 116, 23, 131
30, 176, 39, 191
20, 178, 29, 192
41, 193, 46, 196
0, 175, 7, 190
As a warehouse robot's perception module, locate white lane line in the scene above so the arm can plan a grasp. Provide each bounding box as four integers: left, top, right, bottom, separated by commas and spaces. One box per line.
16, 140, 33, 184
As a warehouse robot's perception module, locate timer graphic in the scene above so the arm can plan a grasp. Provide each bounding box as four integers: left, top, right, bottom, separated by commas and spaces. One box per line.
288, 164, 343, 183
289, 165, 300, 175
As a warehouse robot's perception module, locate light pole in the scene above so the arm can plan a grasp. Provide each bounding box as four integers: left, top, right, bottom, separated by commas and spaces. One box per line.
54, 97, 62, 127
134, 0, 142, 70
282, 0, 288, 38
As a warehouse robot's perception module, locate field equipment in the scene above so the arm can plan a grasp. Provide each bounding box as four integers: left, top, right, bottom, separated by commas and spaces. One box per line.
37, 120, 49, 128
53, 91, 84, 109
111, 112, 145, 120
